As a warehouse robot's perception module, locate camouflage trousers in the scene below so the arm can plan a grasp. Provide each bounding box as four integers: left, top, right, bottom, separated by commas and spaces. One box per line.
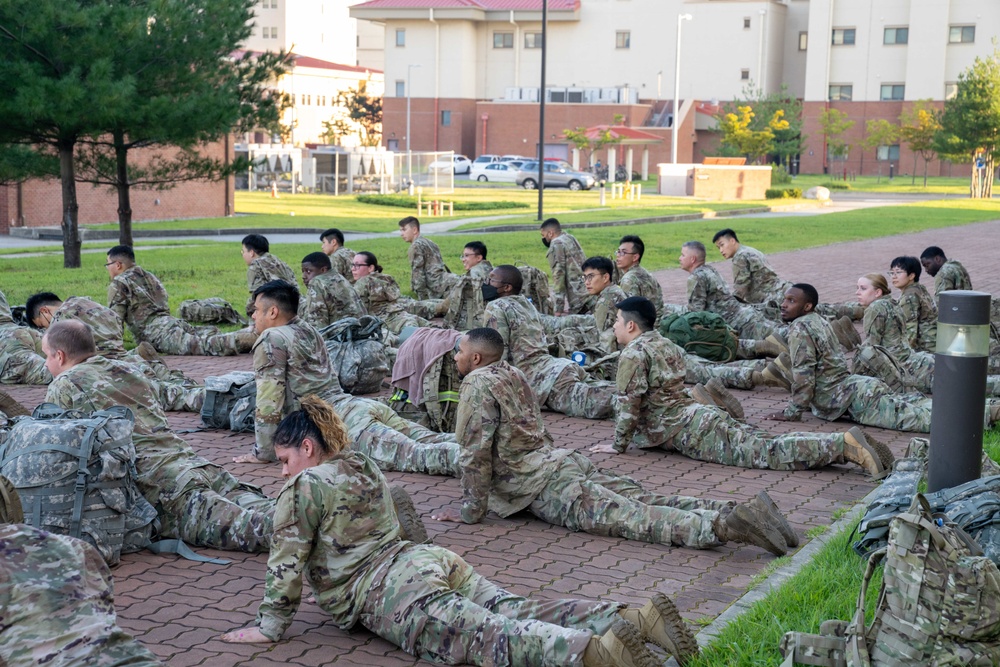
0, 327, 51, 385
380, 309, 429, 336
898, 351, 1000, 397
337, 396, 459, 476
658, 404, 845, 470
156, 463, 274, 553
400, 296, 444, 321
0, 524, 163, 667
123, 352, 204, 412
143, 315, 250, 356
529, 452, 725, 549
685, 355, 762, 389
362, 543, 621, 667
542, 362, 615, 420
731, 309, 782, 342
842, 375, 932, 432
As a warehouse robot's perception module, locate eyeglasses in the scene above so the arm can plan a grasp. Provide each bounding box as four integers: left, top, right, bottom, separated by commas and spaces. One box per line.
888, 270, 907, 277
351, 263, 370, 268
582, 273, 602, 282
461, 253, 479, 259
104, 261, 117, 267
615, 249, 637, 256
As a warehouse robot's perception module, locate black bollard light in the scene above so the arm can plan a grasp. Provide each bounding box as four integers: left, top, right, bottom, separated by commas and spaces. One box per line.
928, 290, 992, 492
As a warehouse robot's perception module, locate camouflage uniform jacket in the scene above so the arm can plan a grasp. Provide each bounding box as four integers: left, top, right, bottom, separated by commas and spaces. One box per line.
256, 453, 407, 640
54, 296, 128, 358
330, 246, 356, 283
863, 295, 914, 362
408, 235, 450, 300
253, 318, 344, 457
897, 283, 938, 352
482, 295, 565, 401
468, 260, 494, 283
619, 265, 664, 322
784, 312, 853, 421
687, 264, 755, 329
299, 271, 366, 329
546, 233, 589, 313
0, 289, 49, 385
353, 273, 409, 323
107, 265, 173, 340
934, 259, 972, 297
246, 252, 297, 312
614, 330, 691, 452
593, 285, 628, 354
731, 244, 791, 304
455, 361, 571, 523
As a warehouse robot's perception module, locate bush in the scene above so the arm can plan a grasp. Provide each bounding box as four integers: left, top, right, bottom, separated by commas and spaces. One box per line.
771, 164, 792, 185
356, 194, 529, 211
765, 187, 802, 199
820, 181, 851, 190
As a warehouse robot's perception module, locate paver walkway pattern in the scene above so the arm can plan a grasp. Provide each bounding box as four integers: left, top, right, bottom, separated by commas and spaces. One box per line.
4, 219, 999, 666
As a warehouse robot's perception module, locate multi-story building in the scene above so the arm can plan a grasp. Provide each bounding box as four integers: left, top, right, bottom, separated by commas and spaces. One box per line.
350, 0, 999, 175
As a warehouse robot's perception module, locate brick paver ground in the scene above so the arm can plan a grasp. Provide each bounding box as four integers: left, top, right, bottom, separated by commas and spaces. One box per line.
4, 220, 998, 665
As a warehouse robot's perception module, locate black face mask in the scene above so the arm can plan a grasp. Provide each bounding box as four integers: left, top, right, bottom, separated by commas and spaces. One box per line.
481, 283, 500, 302
542, 238, 551, 248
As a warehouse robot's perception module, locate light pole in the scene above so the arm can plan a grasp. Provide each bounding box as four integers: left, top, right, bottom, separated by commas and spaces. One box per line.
757, 8, 767, 92
536, 0, 548, 221
672, 13, 692, 164
406, 64, 420, 190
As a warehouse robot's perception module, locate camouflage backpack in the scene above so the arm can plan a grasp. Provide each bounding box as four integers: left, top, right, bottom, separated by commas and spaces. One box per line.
780, 495, 1000, 667
0, 404, 157, 565
201, 371, 256, 433
320, 316, 390, 395
851, 344, 910, 393
517, 264, 555, 315
179, 297, 247, 325
442, 275, 486, 331
659, 311, 738, 363
389, 352, 462, 433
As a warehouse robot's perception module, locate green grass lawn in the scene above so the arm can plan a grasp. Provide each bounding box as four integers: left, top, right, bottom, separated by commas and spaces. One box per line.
791, 172, 986, 195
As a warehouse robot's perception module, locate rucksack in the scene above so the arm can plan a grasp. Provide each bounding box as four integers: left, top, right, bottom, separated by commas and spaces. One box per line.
517, 264, 555, 315
659, 311, 739, 362
442, 275, 486, 331
201, 371, 256, 433
852, 344, 910, 393
389, 353, 462, 433
780, 495, 1000, 667
320, 316, 390, 395
179, 297, 247, 325
0, 404, 157, 565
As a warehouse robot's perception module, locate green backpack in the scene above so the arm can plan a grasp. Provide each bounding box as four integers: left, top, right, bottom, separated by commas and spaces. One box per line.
659, 311, 738, 362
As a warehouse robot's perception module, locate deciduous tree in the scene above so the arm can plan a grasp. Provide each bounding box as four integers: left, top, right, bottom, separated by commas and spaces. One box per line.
818, 109, 855, 179
861, 119, 899, 182
899, 100, 941, 187
322, 78, 383, 147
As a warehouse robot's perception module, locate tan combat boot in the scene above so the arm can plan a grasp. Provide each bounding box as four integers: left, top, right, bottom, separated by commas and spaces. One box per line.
0, 475, 23, 524
713, 504, 788, 556
752, 367, 791, 391
843, 427, 890, 478
389, 484, 429, 544
831, 317, 862, 351
705, 378, 745, 420
0, 389, 30, 418
689, 384, 715, 408
619, 594, 699, 666
582, 618, 660, 667
135, 341, 162, 364
747, 490, 798, 548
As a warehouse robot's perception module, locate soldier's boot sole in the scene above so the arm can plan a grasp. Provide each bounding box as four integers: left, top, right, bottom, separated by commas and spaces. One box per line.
620, 594, 699, 666
720, 504, 788, 556
0, 475, 23, 524
773, 352, 792, 378
135, 341, 162, 364
764, 333, 789, 354
705, 378, 745, 420
689, 384, 715, 408
583, 619, 660, 667
844, 427, 889, 479
749, 490, 799, 548
0, 390, 31, 418
859, 431, 896, 472
753, 338, 784, 359
832, 317, 862, 351
754, 366, 791, 391
390, 485, 430, 544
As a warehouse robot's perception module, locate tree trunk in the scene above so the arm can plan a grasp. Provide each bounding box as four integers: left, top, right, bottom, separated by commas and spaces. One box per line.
922, 155, 929, 188
58, 138, 82, 268
114, 131, 134, 247
911, 155, 917, 185
986, 153, 995, 199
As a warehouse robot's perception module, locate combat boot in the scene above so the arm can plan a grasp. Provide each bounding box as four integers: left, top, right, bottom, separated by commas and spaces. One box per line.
858, 430, 896, 471
752, 367, 791, 391
619, 594, 699, 666
989, 400, 1000, 426
831, 317, 861, 351
582, 618, 660, 667
0, 389, 30, 418
689, 383, 715, 408
753, 336, 785, 358
0, 475, 23, 524
843, 427, 889, 478
135, 341, 162, 364
713, 504, 787, 556
765, 333, 789, 353
705, 378, 745, 420
390, 484, 429, 544
748, 490, 798, 548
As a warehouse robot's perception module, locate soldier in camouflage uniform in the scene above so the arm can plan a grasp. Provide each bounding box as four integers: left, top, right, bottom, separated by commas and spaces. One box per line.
616, 235, 665, 324
541, 218, 592, 315
0, 289, 51, 385
241, 280, 457, 477
298, 252, 366, 329
223, 397, 689, 667
106, 245, 253, 356
242, 234, 297, 315
437, 241, 495, 330
582, 257, 629, 355
593, 297, 889, 477
42, 320, 274, 553
920, 246, 973, 299
320, 227, 357, 283
0, 519, 163, 666
483, 265, 614, 420
432, 328, 791, 557
890, 256, 938, 353
399, 216, 452, 299
27, 292, 203, 412
712, 229, 792, 306
351, 252, 431, 335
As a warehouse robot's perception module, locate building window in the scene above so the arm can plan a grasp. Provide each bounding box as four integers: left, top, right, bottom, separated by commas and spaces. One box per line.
615, 31, 630, 49
524, 32, 543, 48
829, 84, 853, 101
395, 28, 405, 47
832, 28, 856, 45
743, 17, 751, 29
798, 32, 808, 50
880, 84, 905, 101
945, 83, 959, 100
441, 110, 451, 126
949, 25, 975, 43
493, 32, 514, 48
395, 80, 405, 97
883, 27, 908, 44
741, 69, 750, 80
877, 145, 901, 162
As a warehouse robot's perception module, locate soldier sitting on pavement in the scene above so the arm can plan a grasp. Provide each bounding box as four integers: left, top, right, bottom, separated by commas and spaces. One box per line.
351, 251, 433, 335
590, 296, 891, 482
298, 252, 365, 329
320, 227, 356, 283
222, 396, 697, 667
236, 280, 457, 478
42, 320, 274, 553
541, 217, 593, 315
616, 235, 665, 325
241, 233, 297, 315
0, 288, 51, 385
483, 265, 615, 420
889, 256, 938, 353
920, 245, 973, 299
399, 216, 452, 300
27, 292, 203, 412
432, 327, 795, 557
106, 245, 255, 356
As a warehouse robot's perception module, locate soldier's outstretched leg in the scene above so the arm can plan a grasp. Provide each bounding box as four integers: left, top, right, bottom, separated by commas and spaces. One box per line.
545, 365, 614, 419
160, 489, 272, 553
844, 376, 932, 432
684, 355, 760, 389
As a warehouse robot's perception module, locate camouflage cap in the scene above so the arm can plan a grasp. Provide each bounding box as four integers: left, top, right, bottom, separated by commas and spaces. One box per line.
0, 475, 23, 524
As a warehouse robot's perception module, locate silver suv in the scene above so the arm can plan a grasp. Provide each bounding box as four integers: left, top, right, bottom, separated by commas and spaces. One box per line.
515, 161, 596, 190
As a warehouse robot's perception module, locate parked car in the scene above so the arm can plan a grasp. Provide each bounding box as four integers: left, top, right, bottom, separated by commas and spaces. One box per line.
429, 155, 472, 174
470, 162, 519, 183
471, 154, 503, 168
500, 155, 528, 162
515, 161, 596, 190
502, 159, 529, 171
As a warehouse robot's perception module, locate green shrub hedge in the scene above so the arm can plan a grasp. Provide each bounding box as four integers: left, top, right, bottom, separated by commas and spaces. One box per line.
765, 187, 802, 199
820, 181, 852, 190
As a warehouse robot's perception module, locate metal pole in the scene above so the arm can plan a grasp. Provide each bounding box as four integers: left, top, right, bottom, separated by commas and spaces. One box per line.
757, 8, 766, 92
672, 14, 692, 164
536, 0, 548, 221
407, 64, 419, 189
